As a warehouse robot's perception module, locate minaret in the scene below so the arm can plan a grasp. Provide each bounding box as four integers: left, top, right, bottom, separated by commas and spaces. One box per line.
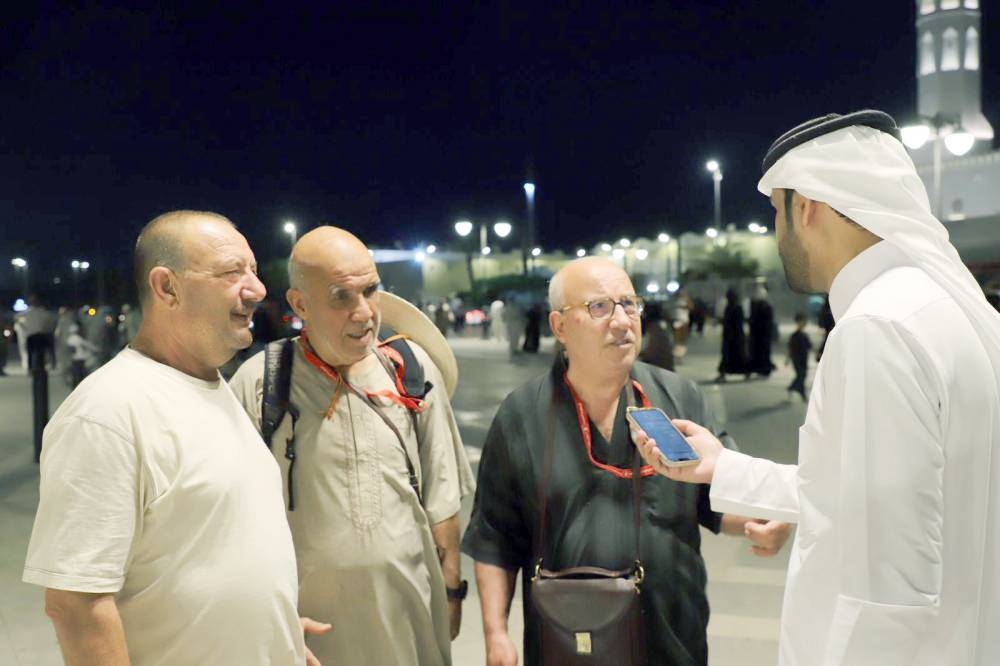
915, 0, 994, 154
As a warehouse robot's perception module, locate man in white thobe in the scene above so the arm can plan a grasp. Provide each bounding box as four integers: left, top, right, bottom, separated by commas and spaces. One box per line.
633, 110, 1000, 665
230, 226, 475, 665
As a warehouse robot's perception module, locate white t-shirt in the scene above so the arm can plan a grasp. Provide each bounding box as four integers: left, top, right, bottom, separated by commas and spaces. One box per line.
23, 348, 305, 666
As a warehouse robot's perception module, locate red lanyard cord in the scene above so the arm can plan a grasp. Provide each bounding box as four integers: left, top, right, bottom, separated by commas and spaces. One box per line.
563, 373, 655, 479
299, 330, 427, 417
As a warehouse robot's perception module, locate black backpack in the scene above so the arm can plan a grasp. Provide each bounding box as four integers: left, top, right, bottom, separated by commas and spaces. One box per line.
260, 326, 431, 510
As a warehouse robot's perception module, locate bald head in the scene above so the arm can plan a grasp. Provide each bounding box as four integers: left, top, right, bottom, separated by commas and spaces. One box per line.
286, 226, 382, 367
134, 210, 234, 306
288, 226, 374, 291
549, 257, 628, 311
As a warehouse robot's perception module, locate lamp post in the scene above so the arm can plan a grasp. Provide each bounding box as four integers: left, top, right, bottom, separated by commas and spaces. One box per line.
901, 114, 975, 219
283, 221, 297, 246
523, 182, 536, 275
11, 257, 28, 295
454, 220, 478, 295
70, 260, 90, 305
657, 232, 672, 283
706, 160, 722, 229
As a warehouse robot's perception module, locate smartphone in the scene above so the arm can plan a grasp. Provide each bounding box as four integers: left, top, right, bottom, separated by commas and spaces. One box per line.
625, 406, 701, 467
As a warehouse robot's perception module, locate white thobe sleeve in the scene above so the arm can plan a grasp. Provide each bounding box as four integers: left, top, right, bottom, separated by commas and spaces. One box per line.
820, 317, 944, 665
709, 448, 800, 523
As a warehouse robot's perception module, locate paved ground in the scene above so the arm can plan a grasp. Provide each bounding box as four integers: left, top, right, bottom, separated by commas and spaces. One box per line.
0, 323, 812, 664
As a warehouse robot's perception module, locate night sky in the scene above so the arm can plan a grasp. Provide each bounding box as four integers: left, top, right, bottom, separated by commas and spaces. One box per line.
3, 2, 998, 290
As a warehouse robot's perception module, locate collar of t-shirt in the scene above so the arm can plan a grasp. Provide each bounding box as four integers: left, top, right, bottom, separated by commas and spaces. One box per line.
122, 347, 223, 389
829, 241, 910, 323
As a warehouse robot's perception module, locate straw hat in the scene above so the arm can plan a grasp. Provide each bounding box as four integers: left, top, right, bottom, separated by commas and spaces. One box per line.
379, 292, 458, 398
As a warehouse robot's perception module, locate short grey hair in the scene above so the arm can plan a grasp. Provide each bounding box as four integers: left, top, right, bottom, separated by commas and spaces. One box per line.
134, 210, 233, 306
548, 269, 567, 311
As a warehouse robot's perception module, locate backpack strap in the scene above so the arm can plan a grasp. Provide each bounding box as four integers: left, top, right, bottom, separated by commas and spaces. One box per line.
378, 325, 432, 399
262, 338, 301, 511
261, 338, 296, 448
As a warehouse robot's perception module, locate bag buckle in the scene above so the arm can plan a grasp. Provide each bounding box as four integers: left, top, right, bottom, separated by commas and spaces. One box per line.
633, 561, 645, 587
531, 559, 542, 584
575, 632, 592, 655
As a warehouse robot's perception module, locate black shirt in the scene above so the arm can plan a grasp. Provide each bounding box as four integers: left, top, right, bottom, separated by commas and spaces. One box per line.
462, 360, 732, 665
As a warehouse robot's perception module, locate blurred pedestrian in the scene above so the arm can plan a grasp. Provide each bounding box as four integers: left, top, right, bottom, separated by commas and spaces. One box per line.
639, 301, 675, 371
522, 302, 541, 353
117, 303, 142, 348
715, 289, 747, 381
66, 323, 97, 388
502, 299, 523, 356
54, 307, 77, 375
489, 299, 507, 343
746, 286, 776, 377
0, 315, 10, 376
785, 312, 812, 401
690, 297, 708, 335
16, 295, 57, 371
672, 291, 691, 357
434, 300, 453, 337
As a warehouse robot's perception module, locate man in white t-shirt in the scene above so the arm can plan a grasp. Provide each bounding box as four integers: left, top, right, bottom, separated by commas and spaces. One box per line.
23, 210, 328, 665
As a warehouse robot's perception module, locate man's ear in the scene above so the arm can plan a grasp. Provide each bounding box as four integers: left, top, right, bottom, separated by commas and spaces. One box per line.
798, 195, 819, 229
286, 288, 307, 320
548, 310, 566, 344
148, 267, 179, 308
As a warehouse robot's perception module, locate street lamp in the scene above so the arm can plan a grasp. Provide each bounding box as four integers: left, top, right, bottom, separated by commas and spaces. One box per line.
576, 248, 586, 258
600, 242, 612, 252
706, 159, 723, 229
493, 221, 512, 238
531, 247, 542, 257
635, 248, 649, 261
71, 259, 90, 304
11, 257, 28, 294
283, 221, 297, 245
426, 244, 437, 254
454, 221, 477, 293
523, 182, 536, 274
619, 238, 631, 248
657, 231, 675, 282
901, 115, 976, 219
706, 228, 719, 239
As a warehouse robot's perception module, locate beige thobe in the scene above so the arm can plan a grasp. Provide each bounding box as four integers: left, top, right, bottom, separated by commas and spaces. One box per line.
231, 340, 475, 665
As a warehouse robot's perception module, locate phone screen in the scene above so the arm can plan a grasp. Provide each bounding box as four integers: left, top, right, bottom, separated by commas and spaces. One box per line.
627, 408, 700, 463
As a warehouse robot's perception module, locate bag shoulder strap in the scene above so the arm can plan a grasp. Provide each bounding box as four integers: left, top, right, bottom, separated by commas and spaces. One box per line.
536, 377, 643, 572
261, 338, 297, 448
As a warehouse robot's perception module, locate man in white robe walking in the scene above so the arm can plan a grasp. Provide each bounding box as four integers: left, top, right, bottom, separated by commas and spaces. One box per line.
634, 110, 1000, 665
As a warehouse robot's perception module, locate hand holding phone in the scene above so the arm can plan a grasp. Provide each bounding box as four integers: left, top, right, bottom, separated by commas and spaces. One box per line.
629, 413, 722, 484
625, 407, 700, 467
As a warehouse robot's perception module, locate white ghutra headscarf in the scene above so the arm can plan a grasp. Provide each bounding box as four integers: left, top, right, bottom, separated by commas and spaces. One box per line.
757, 118, 1000, 385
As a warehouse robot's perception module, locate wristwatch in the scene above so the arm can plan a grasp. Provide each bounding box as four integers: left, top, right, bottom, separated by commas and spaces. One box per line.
446, 580, 468, 601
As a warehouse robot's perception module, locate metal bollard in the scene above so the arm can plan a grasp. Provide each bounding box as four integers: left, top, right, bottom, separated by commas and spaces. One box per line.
27, 335, 51, 463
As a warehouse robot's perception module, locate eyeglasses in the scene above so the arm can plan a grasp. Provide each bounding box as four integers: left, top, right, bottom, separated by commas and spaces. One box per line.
559, 295, 645, 320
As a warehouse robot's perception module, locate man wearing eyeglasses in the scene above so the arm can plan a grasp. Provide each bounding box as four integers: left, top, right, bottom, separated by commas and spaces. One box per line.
461, 256, 791, 666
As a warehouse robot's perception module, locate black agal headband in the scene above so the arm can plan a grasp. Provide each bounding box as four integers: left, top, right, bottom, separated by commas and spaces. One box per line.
760, 110, 901, 175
